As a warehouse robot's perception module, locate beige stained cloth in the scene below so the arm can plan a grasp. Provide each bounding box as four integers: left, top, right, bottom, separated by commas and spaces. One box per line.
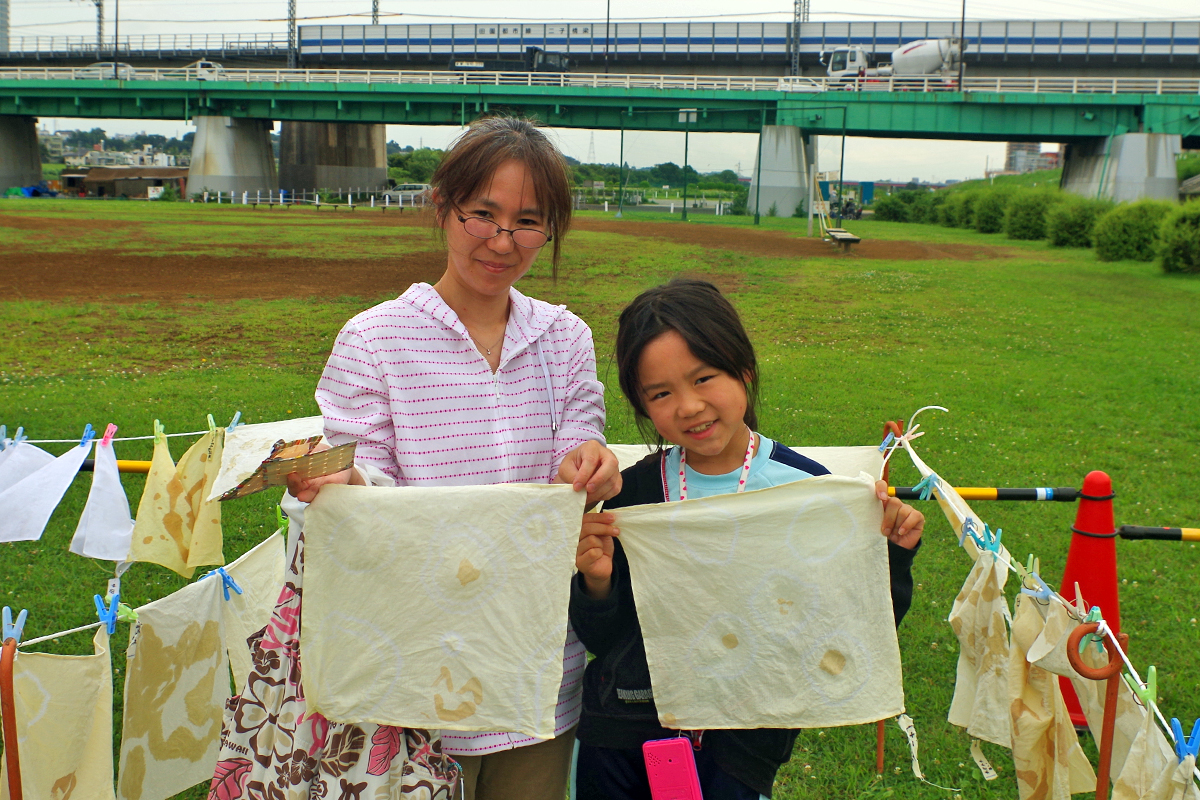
948, 549, 1013, 748
301, 482, 585, 738
615, 473, 904, 730
221, 531, 286, 693
1112, 709, 1187, 800
128, 428, 224, 578
207, 415, 325, 501
0, 630, 115, 800
117, 574, 228, 800
1007, 594, 1096, 799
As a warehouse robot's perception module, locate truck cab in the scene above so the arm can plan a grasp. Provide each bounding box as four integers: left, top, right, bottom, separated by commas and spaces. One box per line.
822, 47, 871, 81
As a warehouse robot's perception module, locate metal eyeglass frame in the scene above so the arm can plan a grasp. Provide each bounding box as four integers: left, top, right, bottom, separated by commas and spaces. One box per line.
455, 214, 552, 249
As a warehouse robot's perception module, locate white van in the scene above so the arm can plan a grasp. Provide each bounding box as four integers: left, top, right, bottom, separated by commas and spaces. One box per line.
382, 183, 431, 206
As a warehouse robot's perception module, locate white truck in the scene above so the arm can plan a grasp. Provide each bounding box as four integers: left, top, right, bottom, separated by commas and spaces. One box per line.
822, 38, 962, 83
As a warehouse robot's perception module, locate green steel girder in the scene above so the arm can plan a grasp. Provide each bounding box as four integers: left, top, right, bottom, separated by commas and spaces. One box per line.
1, 78, 1198, 143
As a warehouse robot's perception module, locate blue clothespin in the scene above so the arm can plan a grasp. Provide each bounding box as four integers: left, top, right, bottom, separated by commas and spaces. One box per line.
912, 472, 938, 501
1124, 665, 1157, 709
226, 411, 243, 432
1078, 606, 1106, 655
203, 567, 243, 601
1169, 718, 1200, 763
94, 593, 120, 634
0, 425, 6, 450
1020, 572, 1053, 602
13, 426, 26, 446
979, 523, 1003, 554
2, 607, 28, 644
878, 431, 895, 453
79, 423, 96, 449
959, 517, 978, 547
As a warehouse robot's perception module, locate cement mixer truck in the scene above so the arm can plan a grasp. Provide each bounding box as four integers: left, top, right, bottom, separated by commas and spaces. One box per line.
822, 38, 962, 85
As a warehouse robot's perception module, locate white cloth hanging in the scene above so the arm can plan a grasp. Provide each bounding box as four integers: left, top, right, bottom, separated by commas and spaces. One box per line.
0, 440, 56, 494
70, 438, 135, 561
0, 440, 92, 543
221, 531, 286, 694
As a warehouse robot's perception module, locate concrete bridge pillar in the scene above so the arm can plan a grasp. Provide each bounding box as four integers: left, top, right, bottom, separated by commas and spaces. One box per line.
187, 115, 277, 196
749, 126, 816, 218
1061, 133, 1181, 203
278, 121, 388, 193
0, 115, 43, 190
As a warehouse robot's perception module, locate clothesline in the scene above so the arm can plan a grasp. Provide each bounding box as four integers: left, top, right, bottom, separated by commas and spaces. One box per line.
19, 429, 210, 445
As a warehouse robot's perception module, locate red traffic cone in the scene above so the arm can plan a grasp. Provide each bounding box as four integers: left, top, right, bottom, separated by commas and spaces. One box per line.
1059, 470, 1120, 727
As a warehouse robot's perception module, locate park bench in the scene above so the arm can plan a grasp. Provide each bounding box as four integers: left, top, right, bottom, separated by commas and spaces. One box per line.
826, 227, 861, 253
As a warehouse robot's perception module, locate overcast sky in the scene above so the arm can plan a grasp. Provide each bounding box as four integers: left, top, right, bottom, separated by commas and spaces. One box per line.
26, 1, 1199, 181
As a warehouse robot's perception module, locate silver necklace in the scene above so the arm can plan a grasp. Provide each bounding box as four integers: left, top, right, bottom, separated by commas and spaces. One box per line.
471, 330, 505, 356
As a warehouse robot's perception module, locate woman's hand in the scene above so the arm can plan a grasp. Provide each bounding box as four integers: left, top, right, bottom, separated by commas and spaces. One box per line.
556, 440, 623, 508
577, 512, 619, 600
875, 479, 924, 550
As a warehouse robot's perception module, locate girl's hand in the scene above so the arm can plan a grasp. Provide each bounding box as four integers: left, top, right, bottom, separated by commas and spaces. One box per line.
875, 480, 924, 550
577, 512, 619, 600
556, 440, 623, 508
286, 465, 363, 503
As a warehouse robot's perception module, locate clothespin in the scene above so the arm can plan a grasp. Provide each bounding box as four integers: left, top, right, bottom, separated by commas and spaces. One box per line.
100, 423, 118, 448
226, 411, 243, 432
94, 593, 120, 634
1124, 665, 1157, 709
1078, 606, 1106, 654
959, 517, 978, 547
1020, 572, 1053, 603
116, 603, 138, 624
202, 567, 243, 601
13, 427, 26, 445
152, 419, 166, 444
963, 521, 1002, 553
0, 424, 6, 450
1014, 553, 1040, 582
912, 472, 938, 501
2, 606, 28, 644
207, 414, 217, 433
276, 505, 287, 532
878, 431, 895, 453
1169, 718, 1200, 763
79, 423, 96, 449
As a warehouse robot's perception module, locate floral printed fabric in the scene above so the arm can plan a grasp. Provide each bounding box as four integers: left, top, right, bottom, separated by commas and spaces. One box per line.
207, 530, 461, 800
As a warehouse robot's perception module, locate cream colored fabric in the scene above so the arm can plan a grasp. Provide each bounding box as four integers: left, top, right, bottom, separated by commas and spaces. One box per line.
1071, 651, 1150, 779
0, 630, 115, 800
615, 473, 904, 730
1007, 594, 1095, 799
301, 482, 585, 738
70, 439, 135, 561
608, 444, 883, 478
128, 428, 224, 578
1026, 600, 1082, 679
948, 549, 1013, 748
0, 440, 91, 543
221, 531, 286, 693
117, 575, 228, 800
208, 415, 325, 501
1112, 709, 1183, 800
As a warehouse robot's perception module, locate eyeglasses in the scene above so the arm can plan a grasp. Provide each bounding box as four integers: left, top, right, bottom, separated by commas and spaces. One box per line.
457, 214, 551, 249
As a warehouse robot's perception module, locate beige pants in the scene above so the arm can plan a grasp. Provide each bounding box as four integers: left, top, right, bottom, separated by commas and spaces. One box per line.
455, 727, 578, 800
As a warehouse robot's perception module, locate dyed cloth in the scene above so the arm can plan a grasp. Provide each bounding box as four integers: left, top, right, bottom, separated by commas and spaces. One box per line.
207, 417, 326, 501
301, 482, 585, 739
1007, 594, 1095, 799
70, 438, 135, 561
947, 549, 1012, 748
118, 576, 228, 800
1112, 710, 1185, 800
614, 474, 904, 730
221, 531, 286, 694
208, 529, 461, 799
0, 630, 114, 800
128, 428, 224, 578
0, 440, 91, 543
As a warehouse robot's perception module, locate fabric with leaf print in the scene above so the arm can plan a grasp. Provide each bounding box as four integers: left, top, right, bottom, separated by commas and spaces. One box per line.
207, 530, 460, 800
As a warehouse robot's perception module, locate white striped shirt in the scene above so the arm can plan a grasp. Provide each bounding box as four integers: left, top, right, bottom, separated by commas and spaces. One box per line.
315, 282, 603, 754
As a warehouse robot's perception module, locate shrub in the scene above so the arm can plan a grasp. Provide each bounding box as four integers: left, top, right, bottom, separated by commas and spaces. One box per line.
155, 184, 179, 202
1177, 154, 1200, 183
1158, 199, 1200, 273
767, 202, 778, 217
940, 192, 980, 228
973, 190, 1011, 233
1092, 199, 1176, 262
1004, 190, 1060, 240
889, 190, 935, 223
727, 186, 749, 215
1045, 196, 1113, 248
872, 194, 909, 222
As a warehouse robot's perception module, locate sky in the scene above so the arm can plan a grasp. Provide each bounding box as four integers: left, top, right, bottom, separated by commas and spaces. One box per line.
24, 0, 1199, 181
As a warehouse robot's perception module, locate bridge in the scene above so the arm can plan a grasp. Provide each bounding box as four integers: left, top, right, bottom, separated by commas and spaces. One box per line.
3, 66, 1196, 210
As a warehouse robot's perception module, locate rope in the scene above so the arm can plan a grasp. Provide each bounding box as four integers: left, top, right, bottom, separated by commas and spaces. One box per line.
20, 429, 208, 444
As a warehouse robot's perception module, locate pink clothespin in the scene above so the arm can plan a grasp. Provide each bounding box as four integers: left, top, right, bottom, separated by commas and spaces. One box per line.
100, 423, 118, 448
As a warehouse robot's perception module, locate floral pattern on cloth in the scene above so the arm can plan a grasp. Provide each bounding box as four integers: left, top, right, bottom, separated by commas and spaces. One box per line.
207, 530, 461, 800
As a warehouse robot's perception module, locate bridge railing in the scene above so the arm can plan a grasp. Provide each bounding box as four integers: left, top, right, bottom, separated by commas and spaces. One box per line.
0, 66, 1198, 96
4, 34, 290, 56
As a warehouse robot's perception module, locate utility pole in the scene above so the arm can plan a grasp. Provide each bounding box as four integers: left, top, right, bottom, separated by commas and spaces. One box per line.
91, 0, 103, 60
790, 0, 809, 77
957, 0, 967, 89
372, 0, 378, 26
679, 109, 695, 222
288, 0, 297, 68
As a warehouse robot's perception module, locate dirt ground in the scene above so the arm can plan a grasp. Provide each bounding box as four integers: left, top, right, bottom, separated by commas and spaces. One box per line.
1, 208, 1015, 301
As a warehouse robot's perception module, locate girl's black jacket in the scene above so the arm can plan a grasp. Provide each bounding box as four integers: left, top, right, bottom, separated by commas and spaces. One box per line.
568, 450, 920, 797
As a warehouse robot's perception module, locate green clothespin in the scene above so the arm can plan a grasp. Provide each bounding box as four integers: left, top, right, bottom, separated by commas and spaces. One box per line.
1124, 665, 1157, 709
276, 505, 287, 532
207, 414, 217, 433
116, 603, 138, 625
1078, 606, 1106, 655
152, 419, 166, 444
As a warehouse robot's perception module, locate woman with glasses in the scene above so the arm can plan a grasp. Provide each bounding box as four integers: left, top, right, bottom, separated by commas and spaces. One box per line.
211, 117, 620, 800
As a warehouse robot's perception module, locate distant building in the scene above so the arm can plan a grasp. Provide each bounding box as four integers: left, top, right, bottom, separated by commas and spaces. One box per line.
38, 128, 68, 160
81, 167, 189, 198
1006, 142, 1059, 173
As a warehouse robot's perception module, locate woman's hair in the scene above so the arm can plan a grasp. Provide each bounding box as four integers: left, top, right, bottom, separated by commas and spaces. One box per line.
615, 278, 759, 445
429, 116, 573, 272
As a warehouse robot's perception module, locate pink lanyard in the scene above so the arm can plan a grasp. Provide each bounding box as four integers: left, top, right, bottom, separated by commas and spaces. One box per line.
661, 427, 756, 502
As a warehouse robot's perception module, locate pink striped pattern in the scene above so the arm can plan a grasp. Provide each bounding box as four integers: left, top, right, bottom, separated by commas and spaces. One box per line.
316, 281, 605, 755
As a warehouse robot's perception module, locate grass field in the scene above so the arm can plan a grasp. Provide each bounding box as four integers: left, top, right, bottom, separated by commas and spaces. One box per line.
2, 199, 1199, 799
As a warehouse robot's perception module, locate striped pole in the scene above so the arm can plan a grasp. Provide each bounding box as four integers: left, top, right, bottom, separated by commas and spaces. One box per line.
889, 486, 1079, 502
1117, 525, 1200, 542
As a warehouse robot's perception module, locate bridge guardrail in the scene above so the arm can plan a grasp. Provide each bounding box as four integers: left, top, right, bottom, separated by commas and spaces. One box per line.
0, 66, 1198, 96
5, 34, 290, 55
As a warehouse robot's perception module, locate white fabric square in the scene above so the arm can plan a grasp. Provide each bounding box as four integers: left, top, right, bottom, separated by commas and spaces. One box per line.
0, 441, 92, 543
301, 482, 586, 738
70, 440, 135, 561
0, 441, 56, 494
614, 473, 904, 730
221, 531, 286, 693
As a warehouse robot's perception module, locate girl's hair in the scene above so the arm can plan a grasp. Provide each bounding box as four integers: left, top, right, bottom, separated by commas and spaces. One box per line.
615, 278, 759, 445
429, 116, 573, 272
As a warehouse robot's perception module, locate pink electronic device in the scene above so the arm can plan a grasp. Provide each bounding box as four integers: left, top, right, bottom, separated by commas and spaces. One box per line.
642, 737, 703, 800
